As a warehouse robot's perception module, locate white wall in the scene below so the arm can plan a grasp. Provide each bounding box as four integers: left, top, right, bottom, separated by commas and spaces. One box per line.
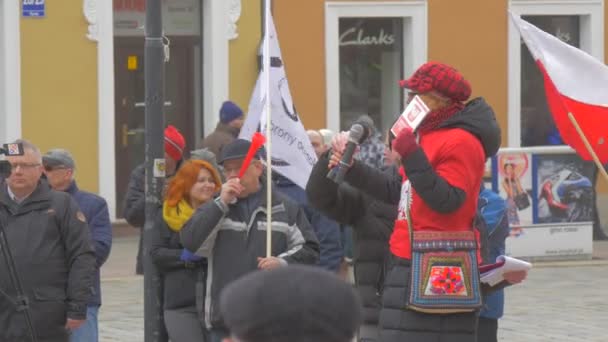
0, 0, 21, 144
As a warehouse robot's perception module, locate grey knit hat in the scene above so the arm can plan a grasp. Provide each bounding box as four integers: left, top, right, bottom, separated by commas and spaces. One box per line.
219, 265, 362, 342
190, 148, 218, 166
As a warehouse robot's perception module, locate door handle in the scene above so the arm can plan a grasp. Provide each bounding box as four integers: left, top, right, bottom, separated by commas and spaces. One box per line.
122, 125, 146, 148
122, 124, 129, 148
134, 101, 172, 108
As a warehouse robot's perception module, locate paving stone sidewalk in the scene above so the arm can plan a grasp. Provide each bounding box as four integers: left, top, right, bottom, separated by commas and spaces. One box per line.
99, 235, 608, 342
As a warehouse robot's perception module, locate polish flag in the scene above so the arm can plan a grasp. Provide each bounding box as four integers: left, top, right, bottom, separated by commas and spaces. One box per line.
510, 12, 608, 163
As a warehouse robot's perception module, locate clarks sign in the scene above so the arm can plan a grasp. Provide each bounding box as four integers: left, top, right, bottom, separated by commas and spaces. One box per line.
339, 27, 395, 46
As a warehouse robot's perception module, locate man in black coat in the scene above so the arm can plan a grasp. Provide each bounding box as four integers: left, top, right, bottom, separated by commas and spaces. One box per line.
0, 139, 96, 342
307, 150, 398, 342
123, 125, 185, 274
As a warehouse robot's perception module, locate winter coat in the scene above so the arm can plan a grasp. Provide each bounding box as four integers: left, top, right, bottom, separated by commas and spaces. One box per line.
122, 164, 146, 227
478, 187, 510, 320
273, 173, 343, 272
65, 181, 112, 306
198, 123, 240, 157
340, 98, 501, 342
123, 161, 183, 226
149, 210, 206, 311
180, 177, 319, 329
0, 182, 96, 342
306, 154, 397, 330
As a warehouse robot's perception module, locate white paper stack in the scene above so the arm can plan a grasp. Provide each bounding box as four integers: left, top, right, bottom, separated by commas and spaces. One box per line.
480, 256, 532, 287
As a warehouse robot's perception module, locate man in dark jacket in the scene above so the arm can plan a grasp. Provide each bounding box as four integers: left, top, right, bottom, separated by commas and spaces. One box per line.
180, 139, 319, 342
42, 149, 112, 342
198, 100, 244, 156
0, 139, 96, 342
307, 153, 398, 342
273, 172, 343, 272
123, 125, 186, 274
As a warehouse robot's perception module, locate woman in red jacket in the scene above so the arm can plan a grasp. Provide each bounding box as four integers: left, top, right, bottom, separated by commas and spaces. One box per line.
329, 62, 501, 342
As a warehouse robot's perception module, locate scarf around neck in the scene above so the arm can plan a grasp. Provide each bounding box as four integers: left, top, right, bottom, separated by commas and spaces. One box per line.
416, 101, 464, 134
163, 199, 194, 232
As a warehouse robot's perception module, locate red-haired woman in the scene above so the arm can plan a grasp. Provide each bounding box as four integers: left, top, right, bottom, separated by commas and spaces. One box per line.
150, 159, 222, 342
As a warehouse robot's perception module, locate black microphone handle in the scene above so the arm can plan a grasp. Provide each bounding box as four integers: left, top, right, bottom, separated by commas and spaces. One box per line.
330, 140, 358, 184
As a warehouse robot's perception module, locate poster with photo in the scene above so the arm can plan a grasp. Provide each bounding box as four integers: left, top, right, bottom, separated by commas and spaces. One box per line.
494, 152, 534, 227
483, 157, 493, 190
533, 154, 596, 224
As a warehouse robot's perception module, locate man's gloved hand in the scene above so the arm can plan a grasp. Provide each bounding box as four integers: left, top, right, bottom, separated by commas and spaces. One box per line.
392, 128, 418, 159
180, 249, 203, 262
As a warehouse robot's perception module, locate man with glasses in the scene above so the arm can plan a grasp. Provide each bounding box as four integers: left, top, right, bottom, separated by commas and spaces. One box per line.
0, 139, 95, 342
43, 149, 112, 342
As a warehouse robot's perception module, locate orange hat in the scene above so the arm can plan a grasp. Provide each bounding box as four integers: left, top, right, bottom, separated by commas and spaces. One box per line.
164, 125, 186, 161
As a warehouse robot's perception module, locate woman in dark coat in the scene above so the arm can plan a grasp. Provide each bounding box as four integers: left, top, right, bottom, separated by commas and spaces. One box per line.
150, 159, 222, 342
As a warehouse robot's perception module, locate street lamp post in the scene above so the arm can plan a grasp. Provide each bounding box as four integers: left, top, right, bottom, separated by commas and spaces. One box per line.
144, 0, 167, 341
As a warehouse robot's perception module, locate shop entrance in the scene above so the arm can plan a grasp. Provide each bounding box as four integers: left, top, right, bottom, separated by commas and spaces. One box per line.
113, 0, 202, 217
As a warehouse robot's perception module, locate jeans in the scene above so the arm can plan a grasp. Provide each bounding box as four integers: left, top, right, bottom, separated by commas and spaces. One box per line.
70, 305, 100, 342
341, 225, 353, 260
208, 328, 229, 342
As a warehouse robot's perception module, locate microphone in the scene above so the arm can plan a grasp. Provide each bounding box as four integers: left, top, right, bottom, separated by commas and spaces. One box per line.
327, 123, 365, 184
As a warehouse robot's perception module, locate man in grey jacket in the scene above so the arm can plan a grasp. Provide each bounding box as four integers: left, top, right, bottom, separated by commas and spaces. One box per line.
180, 139, 319, 342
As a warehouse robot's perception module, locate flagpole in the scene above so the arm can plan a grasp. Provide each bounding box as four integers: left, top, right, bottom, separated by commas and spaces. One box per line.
264, 0, 273, 258
568, 112, 608, 182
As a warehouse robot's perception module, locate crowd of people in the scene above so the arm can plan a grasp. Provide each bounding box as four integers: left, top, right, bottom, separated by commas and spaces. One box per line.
0, 62, 532, 342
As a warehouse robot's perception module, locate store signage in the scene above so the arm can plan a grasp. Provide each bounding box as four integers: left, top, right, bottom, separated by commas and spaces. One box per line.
506, 223, 593, 260
339, 27, 395, 46
114, 0, 200, 36
22, 0, 45, 18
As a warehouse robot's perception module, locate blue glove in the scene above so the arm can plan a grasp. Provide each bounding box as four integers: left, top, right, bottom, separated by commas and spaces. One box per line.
180, 249, 203, 262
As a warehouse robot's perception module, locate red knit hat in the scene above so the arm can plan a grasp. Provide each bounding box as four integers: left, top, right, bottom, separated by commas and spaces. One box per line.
164, 125, 185, 161
399, 62, 472, 102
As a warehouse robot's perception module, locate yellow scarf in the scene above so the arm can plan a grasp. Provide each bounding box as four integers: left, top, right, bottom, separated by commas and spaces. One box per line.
163, 199, 194, 232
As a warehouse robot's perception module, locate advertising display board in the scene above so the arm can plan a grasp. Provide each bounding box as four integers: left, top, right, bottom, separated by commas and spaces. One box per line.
490, 147, 594, 261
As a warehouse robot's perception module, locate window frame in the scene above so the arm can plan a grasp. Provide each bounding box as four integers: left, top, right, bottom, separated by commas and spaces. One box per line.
508, 0, 605, 147
325, 1, 428, 132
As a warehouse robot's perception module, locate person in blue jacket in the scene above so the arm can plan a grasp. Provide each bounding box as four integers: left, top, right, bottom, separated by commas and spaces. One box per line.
477, 185, 510, 342
272, 172, 343, 272
43, 149, 112, 342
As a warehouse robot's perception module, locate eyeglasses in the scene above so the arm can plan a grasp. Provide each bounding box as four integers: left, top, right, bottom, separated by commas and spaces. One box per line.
43, 165, 68, 172
10, 163, 41, 171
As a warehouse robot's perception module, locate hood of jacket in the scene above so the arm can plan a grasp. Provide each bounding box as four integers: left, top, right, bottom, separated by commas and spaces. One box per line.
437, 97, 502, 159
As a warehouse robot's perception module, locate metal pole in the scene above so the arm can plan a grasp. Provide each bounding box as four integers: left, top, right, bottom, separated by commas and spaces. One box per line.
264, 0, 272, 258
144, 0, 167, 341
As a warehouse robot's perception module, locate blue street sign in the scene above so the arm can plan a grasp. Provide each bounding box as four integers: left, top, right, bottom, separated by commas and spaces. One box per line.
22, 0, 45, 18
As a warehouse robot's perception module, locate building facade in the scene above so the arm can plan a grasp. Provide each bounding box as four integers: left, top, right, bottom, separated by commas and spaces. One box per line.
0, 0, 605, 221
0, 0, 262, 219
273, 0, 607, 221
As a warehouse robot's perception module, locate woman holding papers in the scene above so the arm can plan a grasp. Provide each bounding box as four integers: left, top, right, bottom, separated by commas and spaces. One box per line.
324, 62, 502, 342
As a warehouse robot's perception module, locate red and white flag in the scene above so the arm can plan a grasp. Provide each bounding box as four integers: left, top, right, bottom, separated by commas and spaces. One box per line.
510, 12, 608, 163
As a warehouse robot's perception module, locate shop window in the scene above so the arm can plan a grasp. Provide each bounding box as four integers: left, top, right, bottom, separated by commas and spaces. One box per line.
338, 17, 404, 133
520, 15, 580, 147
